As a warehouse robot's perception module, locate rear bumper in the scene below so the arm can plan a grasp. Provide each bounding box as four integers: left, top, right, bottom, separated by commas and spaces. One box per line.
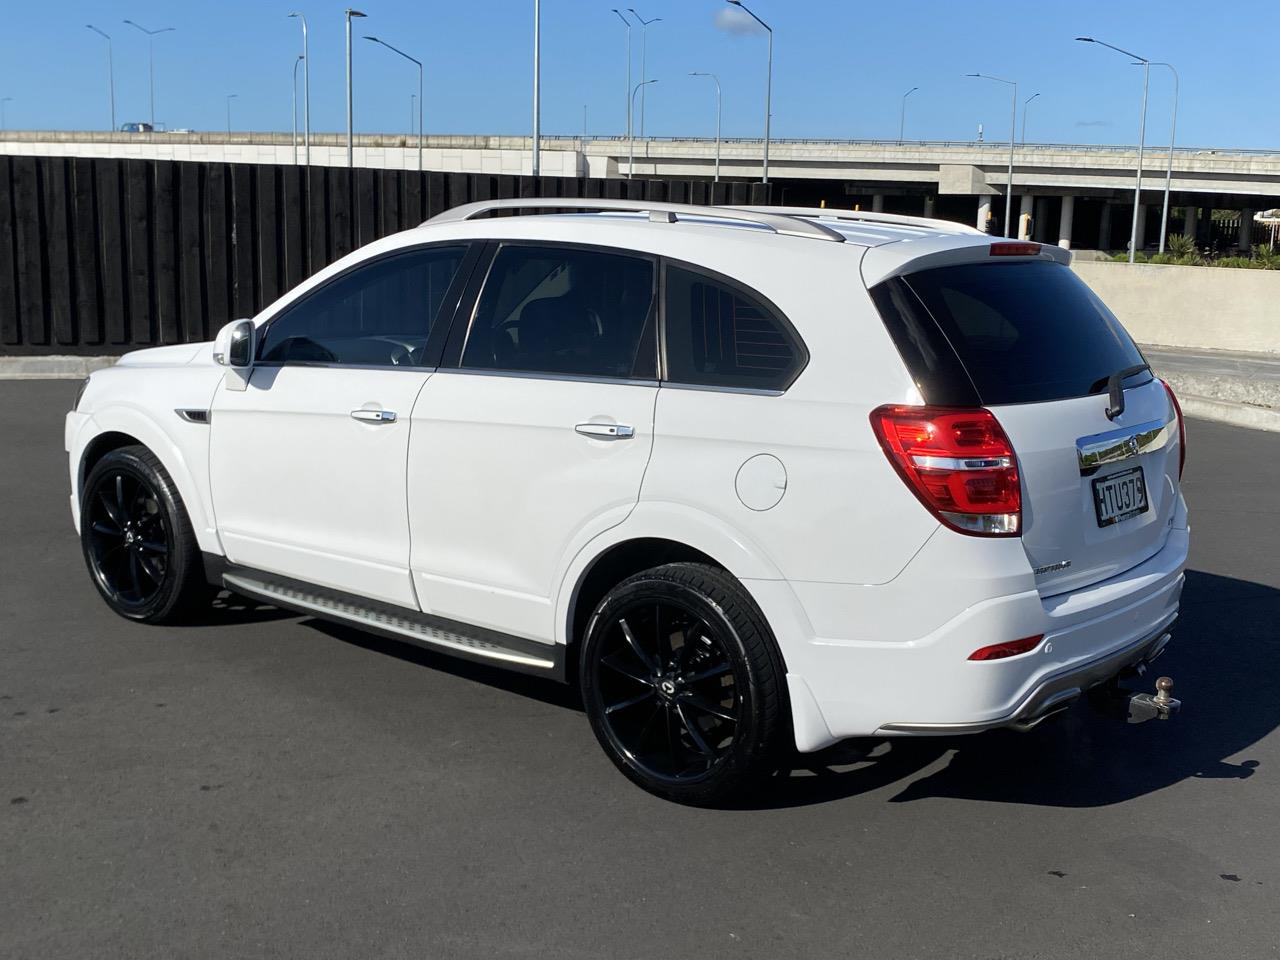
749, 518, 1189, 751
877, 626, 1172, 734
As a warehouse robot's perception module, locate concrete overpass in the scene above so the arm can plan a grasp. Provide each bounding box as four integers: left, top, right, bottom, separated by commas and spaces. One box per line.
4, 130, 1277, 251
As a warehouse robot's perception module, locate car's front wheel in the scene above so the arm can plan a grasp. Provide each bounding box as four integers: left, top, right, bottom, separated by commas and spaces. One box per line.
580, 562, 788, 805
80, 445, 207, 623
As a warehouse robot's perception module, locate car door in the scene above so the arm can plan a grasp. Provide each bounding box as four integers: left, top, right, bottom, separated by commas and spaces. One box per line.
209, 243, 473, 608
407, 241, 659, 642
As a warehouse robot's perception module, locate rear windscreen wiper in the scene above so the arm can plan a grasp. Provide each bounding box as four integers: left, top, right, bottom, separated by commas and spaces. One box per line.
1102, 363, 1151, 420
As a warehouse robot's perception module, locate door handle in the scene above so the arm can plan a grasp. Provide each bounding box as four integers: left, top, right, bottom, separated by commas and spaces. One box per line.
575, 422, 634, 440
350, 408, 397, 423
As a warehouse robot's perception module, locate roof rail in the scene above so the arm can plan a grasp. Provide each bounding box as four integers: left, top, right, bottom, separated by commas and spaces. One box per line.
728, 205, 987, 236
424, 197, 846, 242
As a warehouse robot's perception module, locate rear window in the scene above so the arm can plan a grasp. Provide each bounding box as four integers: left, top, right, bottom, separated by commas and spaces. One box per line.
871, 260, 1146, 406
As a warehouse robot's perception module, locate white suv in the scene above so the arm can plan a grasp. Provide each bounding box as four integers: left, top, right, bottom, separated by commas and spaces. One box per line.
65, 199, 1189, 804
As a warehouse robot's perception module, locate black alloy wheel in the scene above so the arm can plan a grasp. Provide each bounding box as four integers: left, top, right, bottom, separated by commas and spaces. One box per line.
85, 469, 171, 609
80, 445, 206, 623
581, 562, 786, 805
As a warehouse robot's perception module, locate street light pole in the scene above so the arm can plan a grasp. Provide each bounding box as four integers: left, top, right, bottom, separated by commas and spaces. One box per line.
628, 79, 658, 179
1022, 92, 1040, 143
966, 73, 1017, 237
122, 20, 174, 130
86, 26, 116, 131
288, 13, 310, 166
628, 10, 661, 140
292, 56, 304, 165
1150, 62, 1179, 253
364, 36, 424, 172
726, 0, 771, 184
532, 0, 541, 176
1077, 37, 1150, 263
345, 9, 366, 169
899, 86, 918, 143
690, 72, 721, 182
225, 94, 237, 135
611, 10, 632, 140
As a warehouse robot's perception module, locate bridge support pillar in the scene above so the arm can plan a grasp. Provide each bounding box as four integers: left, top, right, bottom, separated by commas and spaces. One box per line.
1098, 203, 1113, 250
1058, 195, 1075, 249
1135, 203, 1148, 252
1018, 194, 1034, 241
977, 196, 994, 233
1239, 209, 1254, 252
923, 195, 935, 218
872, 194, 885, 213
1183, 205, 1199, 243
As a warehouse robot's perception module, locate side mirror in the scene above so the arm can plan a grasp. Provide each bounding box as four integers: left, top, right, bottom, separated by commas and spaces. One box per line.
213, 319, 255, 368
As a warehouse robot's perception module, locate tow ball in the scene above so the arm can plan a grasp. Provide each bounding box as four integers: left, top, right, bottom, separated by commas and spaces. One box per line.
1124, 676, 1180, 724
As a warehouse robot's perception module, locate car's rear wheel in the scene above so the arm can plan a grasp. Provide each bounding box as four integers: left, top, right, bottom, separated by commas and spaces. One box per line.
580, 562, 787, 805
80, 445, 207, 623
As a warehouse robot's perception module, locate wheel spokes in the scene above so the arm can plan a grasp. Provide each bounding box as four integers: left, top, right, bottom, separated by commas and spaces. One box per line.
604, 688, 657, 716
675, 703, 717, 758
601, 653, 653, 687
683, 662, 731, 685
681, 692, 737, 723
618, 617, 658, 673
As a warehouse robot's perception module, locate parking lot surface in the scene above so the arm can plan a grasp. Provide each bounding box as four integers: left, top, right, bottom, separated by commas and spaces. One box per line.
3, 379, 1278, 960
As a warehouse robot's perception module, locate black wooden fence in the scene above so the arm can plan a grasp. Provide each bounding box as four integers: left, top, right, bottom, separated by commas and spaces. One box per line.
0, 155, 773, 355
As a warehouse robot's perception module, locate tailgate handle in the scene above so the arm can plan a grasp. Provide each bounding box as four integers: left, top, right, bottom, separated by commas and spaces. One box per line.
1076, 418, 1172, 476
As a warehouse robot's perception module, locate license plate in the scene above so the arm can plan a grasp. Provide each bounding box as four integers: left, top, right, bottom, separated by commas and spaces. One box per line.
1092, 466, 1149, 527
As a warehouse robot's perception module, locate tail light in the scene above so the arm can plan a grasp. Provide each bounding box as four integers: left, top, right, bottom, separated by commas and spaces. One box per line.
870, 405, 1021, 537
1160, 378, 1186, 480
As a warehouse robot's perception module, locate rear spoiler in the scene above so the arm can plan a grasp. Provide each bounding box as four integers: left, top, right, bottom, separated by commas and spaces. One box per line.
860, 237, 1072, 288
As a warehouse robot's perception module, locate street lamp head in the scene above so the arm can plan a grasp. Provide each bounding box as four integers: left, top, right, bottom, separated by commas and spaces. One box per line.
346, 9, 367, 18
1075, 37, 1095, 43
364, 35, 380, 43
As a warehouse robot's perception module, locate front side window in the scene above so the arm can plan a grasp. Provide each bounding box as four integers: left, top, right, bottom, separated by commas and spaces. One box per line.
258, 245, 466, 366
461, 245, 657, 379
663, 265, 806, 391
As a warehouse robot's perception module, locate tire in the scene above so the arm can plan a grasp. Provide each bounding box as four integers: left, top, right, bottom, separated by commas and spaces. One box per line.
579, 562, 787, 806
80, 445, 208, 624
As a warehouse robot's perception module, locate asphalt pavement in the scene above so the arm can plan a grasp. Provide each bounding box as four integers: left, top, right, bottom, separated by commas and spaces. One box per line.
3, 379, 1278, 960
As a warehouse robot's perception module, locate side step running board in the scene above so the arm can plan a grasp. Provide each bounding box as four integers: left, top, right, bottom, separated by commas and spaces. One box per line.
222, 571, 564, 680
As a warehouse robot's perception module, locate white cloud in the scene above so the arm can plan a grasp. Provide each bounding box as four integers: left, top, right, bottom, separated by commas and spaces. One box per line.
713, 7, 765, 36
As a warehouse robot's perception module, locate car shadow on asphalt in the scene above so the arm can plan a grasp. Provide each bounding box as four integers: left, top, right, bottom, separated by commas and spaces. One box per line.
209, 570, 1276, 810
302, 618, 585, 712
747, 569, 1275, 810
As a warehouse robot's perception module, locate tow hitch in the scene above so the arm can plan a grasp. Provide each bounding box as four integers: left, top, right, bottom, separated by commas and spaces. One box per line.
1089, 659, 1181, 724
1124, 676, 1180, 723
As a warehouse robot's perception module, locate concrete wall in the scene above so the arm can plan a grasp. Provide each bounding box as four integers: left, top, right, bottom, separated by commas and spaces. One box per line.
1073, 260, 1280, 354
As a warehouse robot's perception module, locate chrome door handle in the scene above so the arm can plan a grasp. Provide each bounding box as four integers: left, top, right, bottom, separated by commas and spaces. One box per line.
350, 408, 397, 423
575, 422, 634, 440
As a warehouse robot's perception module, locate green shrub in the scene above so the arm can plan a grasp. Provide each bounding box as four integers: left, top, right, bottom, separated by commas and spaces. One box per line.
1252, 244, 1279, 269
1212, 256, 1257, 269
1167, 233, 1198, 258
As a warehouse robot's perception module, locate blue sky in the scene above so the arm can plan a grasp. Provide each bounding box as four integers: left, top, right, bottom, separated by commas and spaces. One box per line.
2, 0, 1277, 149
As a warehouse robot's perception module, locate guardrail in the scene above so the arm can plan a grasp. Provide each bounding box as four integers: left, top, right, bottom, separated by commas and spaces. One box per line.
1, 130, 1277, 158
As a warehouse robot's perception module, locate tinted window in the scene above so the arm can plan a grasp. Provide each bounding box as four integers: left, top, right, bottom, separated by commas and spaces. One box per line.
663, 266, 805, 391
258, 246, 466, 366
876, 260, 1146, 405
462, 245, 656, 379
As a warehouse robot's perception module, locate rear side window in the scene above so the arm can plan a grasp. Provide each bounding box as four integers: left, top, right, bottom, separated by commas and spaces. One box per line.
663, 265, 805, 391
462, 244, 657, 379
872, 260, 1146, 405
